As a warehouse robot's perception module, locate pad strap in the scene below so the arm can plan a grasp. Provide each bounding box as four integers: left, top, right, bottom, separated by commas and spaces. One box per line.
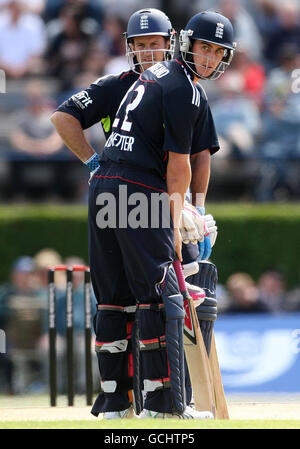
95, 339, 128, 353
139, 335, 166, 351
144, 378, 170, 392
101, 378, 133, 393
97, 304, 136, 314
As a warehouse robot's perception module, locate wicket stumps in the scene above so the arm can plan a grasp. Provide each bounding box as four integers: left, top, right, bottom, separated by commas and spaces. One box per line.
48, 264, 93, 407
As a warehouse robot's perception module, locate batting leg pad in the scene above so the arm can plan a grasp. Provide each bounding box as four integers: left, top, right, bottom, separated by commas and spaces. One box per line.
91, 307, 136, 414
161, 264, 186, 414
186, 261, 218, 355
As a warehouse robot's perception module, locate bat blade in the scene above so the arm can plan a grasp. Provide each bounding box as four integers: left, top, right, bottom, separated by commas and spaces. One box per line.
184, 295, 216, 414
183, 298, 197, 344
173, 261, 215, 415
209, 332, 229, 419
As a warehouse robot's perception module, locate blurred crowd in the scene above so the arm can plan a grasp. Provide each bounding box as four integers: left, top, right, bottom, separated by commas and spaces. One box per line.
0, 248, 97, 395
0, 247, 299, 395
0, 0, 299, 202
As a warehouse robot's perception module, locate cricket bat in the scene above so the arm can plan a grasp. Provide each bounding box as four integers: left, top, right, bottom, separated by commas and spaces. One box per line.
209, 332, 229, 419
173, 260, 216, 416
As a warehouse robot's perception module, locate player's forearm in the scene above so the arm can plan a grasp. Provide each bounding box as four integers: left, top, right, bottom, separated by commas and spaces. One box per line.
50, 111, 95, 163
190, 150, 211, 207
167, 153, 191, 228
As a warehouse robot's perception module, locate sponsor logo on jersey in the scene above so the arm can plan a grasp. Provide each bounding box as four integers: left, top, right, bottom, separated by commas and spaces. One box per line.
72, 90, 93, 109
140, 14, 149, 30
148, 63, 170, 79
105, 131, 135, 152
215, 22, 224, 39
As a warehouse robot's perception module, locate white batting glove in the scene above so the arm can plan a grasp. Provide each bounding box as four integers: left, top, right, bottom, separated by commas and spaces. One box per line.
180, 205, 199, 245
186, 282, 205, 307
204, 214, 218, 247
185, 202, 206, 242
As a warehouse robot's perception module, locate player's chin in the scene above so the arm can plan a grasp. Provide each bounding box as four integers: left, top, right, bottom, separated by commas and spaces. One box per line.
141, 62, 154, 71
196, 66, 215, 78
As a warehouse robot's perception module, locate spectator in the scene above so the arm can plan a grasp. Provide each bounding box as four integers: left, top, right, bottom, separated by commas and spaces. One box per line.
254, 45, 300, 201
252, 0, 281, 46
81, 43, 109, 80
211, 71, 261, 160
9, 80, 63, 158
264, 44, 300, 121
99, 0, 160, 23
42, 0, 103, 26
0, 256, 44, 393
0, 256, 37, 394
34, 248, 64, 294
100, 17, 129, 75
257, 269, 287, 313
224, 272, 270, 314
57, 42, 109, 103
7, 256, 37, 297
98, 15, 126, 58
285, 287, 300, 312
8, 80, 75, 200
229, 46, 266, 108
0, 0, 46, 79
218, 0, 263, 62
45, 4, 98, 90
23, 0, 45, 15
264, 1, 300, 68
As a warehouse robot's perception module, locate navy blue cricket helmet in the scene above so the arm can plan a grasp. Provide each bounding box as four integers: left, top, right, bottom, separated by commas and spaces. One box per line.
125, 8, 176, 73
179, 11, 236, 80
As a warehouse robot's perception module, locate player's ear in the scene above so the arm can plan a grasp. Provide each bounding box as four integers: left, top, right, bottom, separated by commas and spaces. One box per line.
166, 39, 170, 50
129, 39, 135, 51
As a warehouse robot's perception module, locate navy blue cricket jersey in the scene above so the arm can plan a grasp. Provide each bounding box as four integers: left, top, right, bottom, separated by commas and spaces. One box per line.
101, 58, 219, 179
56, 70, 139, 140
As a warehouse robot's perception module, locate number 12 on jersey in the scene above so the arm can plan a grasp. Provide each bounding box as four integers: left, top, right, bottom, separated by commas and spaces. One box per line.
112, 84, 145, 132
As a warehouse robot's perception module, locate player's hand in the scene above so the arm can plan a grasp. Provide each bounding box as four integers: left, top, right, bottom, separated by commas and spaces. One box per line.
179, 201, 205, 245
185, 281, 205, 307
196, 207, 215, 260
204, 214, 218, 248
174, 227, 183, 261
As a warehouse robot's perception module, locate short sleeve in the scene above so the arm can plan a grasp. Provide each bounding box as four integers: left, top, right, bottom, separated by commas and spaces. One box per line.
162, 87, 198, 154
55, 79, 114, 130
191, 98, 220, 155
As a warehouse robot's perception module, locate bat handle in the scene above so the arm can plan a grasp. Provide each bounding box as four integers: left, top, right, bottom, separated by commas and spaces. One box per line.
173, 260, 186, 292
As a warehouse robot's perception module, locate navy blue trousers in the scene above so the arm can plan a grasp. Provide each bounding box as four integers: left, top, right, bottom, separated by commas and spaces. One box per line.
88, 161, 188, 414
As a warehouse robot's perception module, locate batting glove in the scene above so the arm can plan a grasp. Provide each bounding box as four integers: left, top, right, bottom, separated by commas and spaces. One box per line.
186, 281, 205, 307
180, 202, 202, 245
204, 214, 218, 248
196, 207, 212, 260
84, 152, 100, 185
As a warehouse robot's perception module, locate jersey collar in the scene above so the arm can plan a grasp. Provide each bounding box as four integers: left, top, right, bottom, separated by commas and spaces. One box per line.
175, 54, 195, 80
